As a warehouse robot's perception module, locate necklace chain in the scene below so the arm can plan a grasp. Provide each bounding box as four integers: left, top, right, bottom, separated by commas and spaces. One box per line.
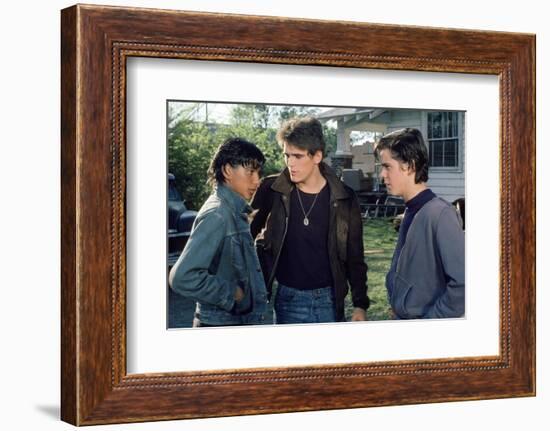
296, 186, 320, 226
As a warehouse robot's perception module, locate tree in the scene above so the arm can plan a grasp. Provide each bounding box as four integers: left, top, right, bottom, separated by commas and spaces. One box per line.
168, 103, 337, 210
222, 104, 284, 176
168, 103, 285, 209
275, 105, 320, 122
168, 112, 218, 210
322, 123, 337, 157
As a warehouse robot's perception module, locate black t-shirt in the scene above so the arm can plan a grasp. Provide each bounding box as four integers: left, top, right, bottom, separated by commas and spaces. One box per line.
275, 184, 333, 290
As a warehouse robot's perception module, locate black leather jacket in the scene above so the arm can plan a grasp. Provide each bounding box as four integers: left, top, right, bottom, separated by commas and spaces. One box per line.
250, 163, 369, 321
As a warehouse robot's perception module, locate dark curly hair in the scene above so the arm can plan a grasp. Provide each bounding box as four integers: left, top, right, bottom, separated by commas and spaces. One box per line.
207, 137, 265, 186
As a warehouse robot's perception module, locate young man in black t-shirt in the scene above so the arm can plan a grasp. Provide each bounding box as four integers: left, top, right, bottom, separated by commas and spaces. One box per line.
251, 117, 369, 324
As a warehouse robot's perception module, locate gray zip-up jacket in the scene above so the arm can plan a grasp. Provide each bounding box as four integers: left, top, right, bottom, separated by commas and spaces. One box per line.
387, 197, 465, 319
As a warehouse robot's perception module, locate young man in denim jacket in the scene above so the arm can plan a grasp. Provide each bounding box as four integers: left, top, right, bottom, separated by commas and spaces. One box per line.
375, 128, 465, 319
169, 138, 268, 327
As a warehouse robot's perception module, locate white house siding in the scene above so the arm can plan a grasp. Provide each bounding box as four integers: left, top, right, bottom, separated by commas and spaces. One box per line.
327, 109, 466, 202
427, 172, 465, 203
386, 110, 423, 132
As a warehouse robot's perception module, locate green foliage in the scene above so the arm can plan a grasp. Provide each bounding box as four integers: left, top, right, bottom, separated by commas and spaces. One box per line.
277, 105, 319, 121
168, 116, 218, 210
219, 104, 284, 177
323, 124, 337, 157
168, 102, 338, 210
168, 103, 287, 209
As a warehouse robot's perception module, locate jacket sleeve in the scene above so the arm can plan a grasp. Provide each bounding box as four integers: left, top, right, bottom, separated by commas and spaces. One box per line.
346, 192, 370, 310
250, 177, 274, 239
424, 207, 465, 318
250, 177, 276, 296
168, 210, 236, 312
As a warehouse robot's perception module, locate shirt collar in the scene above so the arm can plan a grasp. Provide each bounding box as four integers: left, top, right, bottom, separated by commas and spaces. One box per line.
405, 188, 436, 212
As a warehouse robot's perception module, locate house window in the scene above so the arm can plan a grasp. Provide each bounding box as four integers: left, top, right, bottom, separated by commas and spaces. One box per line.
427, 112, 459, 168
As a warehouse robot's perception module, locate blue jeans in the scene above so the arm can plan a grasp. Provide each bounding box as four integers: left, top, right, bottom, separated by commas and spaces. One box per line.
274, 283, 336, 324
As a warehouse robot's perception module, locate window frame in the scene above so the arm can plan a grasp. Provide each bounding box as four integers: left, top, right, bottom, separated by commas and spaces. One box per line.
423, 110, 464, 173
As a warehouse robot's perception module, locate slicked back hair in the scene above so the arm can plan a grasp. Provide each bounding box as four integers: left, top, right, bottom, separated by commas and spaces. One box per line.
374, 128, 429, 184
207, 137, 265, 187
276, 116, 326, 157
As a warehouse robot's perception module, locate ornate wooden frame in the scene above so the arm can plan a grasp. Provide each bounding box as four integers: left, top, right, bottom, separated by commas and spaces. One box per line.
61, 4, 535, 425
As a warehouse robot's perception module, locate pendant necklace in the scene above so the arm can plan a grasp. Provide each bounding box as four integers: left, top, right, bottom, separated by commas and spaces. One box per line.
296, 186, 320, 226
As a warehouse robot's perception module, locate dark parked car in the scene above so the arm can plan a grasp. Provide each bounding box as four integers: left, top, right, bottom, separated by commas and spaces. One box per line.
168, 173, 198, 268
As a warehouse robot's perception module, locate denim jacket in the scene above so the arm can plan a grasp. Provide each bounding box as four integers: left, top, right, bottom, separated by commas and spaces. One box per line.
169, 184, 268, 325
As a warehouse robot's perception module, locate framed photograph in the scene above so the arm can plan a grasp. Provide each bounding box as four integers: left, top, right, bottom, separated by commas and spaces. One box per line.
61, 4, 535, 425
163, 100, 466, 330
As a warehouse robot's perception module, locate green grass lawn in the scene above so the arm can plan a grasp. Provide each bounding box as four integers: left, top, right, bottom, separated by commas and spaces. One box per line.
344, 217, 398, 321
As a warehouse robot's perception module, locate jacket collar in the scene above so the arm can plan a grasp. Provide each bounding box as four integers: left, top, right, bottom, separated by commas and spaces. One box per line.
271, 162, 349, 200
215, 183, 251, 216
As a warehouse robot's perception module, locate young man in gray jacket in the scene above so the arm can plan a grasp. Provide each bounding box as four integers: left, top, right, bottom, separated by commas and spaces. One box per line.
375, 128, 465, 319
